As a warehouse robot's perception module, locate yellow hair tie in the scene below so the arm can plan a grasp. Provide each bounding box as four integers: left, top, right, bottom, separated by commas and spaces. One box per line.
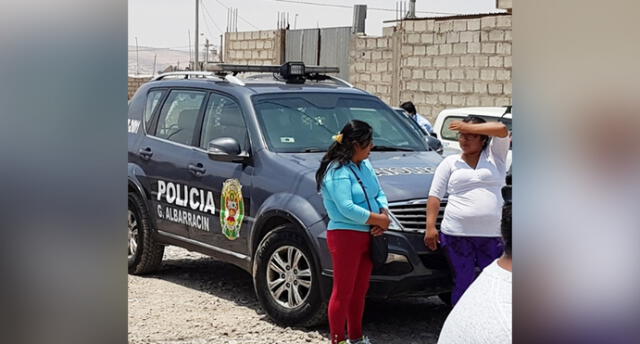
332, 133, 344, 144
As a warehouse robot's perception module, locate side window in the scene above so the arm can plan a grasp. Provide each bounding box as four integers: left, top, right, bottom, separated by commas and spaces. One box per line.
154, 90, 205, 146
200, 94, 248, 152
144, 90, 165, 129
441, 116, 465, 141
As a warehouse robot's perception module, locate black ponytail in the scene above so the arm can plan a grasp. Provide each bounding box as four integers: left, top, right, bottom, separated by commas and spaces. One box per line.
315, 120, 373, 191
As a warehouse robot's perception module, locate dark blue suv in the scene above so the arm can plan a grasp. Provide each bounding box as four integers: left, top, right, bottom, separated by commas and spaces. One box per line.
128, 63, 451, 326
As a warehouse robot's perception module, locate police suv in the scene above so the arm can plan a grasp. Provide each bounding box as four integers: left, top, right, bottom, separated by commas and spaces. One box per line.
128, 62, 451, 326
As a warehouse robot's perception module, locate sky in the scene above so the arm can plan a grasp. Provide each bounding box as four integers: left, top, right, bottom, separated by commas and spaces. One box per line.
129, 0, 503, 50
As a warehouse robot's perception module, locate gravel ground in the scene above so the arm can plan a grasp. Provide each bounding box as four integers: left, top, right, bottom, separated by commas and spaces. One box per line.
129, 246, 450, 344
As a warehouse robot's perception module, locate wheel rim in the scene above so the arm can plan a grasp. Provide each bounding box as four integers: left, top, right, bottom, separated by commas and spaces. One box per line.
128, 209, 139, 260
266, 245, 312, 309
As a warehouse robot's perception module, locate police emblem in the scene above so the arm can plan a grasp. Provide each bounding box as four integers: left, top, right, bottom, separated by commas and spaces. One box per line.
220, 179, 245, 240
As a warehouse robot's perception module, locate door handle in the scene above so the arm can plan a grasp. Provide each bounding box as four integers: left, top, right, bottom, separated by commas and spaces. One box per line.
139, 147, 153, 160
188, 163, 206, 176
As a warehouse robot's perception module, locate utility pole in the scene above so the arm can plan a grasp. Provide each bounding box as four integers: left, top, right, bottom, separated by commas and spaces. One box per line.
204, 38, 210, 65
135, 37, 139, 75
188, 30, 192, 70
408, 0, 416, 19
219, 34, 224, 62
152, 54, 157, 75
195, 0, 199, 71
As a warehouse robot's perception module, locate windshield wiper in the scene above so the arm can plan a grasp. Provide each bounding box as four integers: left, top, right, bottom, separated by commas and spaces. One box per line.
301, 148, 326, 153
371, 145, 414, 152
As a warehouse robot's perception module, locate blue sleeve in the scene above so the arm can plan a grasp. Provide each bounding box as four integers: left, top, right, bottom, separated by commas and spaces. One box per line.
324, 169, 371, 224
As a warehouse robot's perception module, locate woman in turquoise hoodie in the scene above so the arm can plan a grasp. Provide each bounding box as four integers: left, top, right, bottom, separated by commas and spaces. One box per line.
315, 120, 390, 344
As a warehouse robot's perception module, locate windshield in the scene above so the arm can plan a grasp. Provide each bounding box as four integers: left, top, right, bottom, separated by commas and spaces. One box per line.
252, 93, 427, 153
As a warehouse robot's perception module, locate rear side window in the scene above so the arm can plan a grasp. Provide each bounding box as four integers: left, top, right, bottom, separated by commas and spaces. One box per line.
144, 90, 165, 129
200, 93, 248, 152
440, 115, 512, 141
154, 90, 205, 146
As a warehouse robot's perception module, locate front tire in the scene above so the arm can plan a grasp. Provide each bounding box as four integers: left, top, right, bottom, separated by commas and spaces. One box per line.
128, 191, 164, 274
253, 224, 326, 327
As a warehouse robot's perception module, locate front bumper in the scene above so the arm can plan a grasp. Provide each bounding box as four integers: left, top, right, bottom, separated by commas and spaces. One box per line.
319, 230, 452, 300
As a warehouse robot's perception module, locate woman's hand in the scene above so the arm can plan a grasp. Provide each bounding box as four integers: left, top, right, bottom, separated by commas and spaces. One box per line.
448, 120, 467, 132
424, 226, 440, 251
371, 225, 385, 236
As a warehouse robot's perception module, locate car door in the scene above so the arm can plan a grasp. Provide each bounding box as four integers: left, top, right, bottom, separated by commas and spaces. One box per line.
136, 88, 206, 239
187, 92, 253, 256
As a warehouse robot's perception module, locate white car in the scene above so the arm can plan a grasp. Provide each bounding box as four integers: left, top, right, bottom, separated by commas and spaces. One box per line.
432, 107, 512, 169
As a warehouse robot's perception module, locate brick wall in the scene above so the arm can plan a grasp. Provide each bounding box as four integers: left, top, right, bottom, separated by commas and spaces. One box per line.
224, 30, 285, 65
128, 75, 152, 99
350, 13, 512, 122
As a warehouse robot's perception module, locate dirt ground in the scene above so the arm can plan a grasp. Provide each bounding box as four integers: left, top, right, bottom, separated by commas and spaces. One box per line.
128, 246, 450, 344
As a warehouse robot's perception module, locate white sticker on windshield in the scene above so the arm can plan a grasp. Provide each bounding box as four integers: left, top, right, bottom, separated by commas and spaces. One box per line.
280, 137, 295, 143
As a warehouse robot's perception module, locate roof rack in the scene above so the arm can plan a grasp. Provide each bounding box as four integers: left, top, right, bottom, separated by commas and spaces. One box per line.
244, 73, 353, 88
205, 61, 341, 85
151, 71, 245, 86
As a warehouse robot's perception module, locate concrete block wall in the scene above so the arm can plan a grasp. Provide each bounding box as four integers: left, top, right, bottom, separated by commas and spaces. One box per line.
128, 75, 152, 99
351, 13, 512, 122
224, 30, 285, 65
349, 35, 394, 104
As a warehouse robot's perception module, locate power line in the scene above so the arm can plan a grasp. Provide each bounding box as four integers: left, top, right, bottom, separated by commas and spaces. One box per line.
210, 0, 260, 30
272, 0, 460, 16
201, 1, 224, 35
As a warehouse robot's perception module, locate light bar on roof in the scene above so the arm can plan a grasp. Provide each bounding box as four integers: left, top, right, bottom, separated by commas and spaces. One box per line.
205, 62, 339, 76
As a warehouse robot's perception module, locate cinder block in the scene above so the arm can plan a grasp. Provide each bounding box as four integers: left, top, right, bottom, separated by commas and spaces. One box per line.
433, 56, 446, 67
474, 81, 488, 93
460, 31, 475, 43
454, 20, 467, 32
256, 40, 265, 49
414, 45, 426, 55
419, 81, 432, 91
366, 62, 377, 72
414, 20, 427, 32
481, 43, 496, 54
420, 56, 432, 67
489, 30, 505, 42
241, 41, 248, 49
407, 81, 419, 90
425, 69, 438, 79
505, 30, 512, 41
467, 43, 481, 53
402, 69, 412, 78
446, 82, 459, 92
461, 55, 474, 67
451, 69, 465, 80
383, 51, 393, 59
360, 73, 370, 81
466, 95, 480, 106
383, 26, 395, 37
248, 41, 256, 49
433, 82, 445, 92
438, 94, 452, 104
372, 51, 382, 60
426, 20, 436, 32
495, 96, 511, 106
447, 32, 460, 43
435, 33, 447, 44
253, 31, 261, 39
382, 73, 392, 82
437, 20, 454, 33
439, 44, 452, 55
497, 42, 511, 55
480, 96, 494, 106
426, 45, 439, 56
421, 33, 434, 44
453, 43, 467, 55
377, 38, 388, 48
475, 56, 489, 67
460, 81, 473, 93
447, 57, 460, 67
504, 56, 512, 68
229, 32, 237, 40
438, 70, 451, 80
414, 92, 426, 103
489, 56, 504, 67
408, 33, 421, 44
378, 62, 388, 72
480, 69, 496, 81
402, 45, 414, 56
367, 39, 378, 48
452, 95, 466, 106
412, 69, 424, 79
404, 21, 414, 31
356, 38, 366, 49
481, 31, 489, 41
496, 69, 511, 81
260, 30, 271, 39
496, 16, 512, 28
466, 69, 480, 80
467, 19, 481, 31
488, 83, 503, 94
408, 56, 420, 67
378, 85, 389, 94
426, 94, 438, 104
265, 41, 273, 49
372, 73, 382, 82
481, 16, 496, 29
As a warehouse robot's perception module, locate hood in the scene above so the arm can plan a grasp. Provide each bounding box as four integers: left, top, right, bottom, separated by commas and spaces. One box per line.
274, 151, 443, 203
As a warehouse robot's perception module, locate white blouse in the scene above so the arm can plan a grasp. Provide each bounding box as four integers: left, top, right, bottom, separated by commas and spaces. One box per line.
429, 135, 510, 237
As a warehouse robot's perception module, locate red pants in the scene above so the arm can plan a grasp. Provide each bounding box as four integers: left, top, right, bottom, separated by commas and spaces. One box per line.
327, 230, 373, 344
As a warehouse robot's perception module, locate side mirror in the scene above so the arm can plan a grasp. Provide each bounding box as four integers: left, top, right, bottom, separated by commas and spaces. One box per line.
208, 137, 241, 155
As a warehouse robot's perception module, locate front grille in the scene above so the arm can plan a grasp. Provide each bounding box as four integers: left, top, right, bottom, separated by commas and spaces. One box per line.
388, 199, 446, 233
